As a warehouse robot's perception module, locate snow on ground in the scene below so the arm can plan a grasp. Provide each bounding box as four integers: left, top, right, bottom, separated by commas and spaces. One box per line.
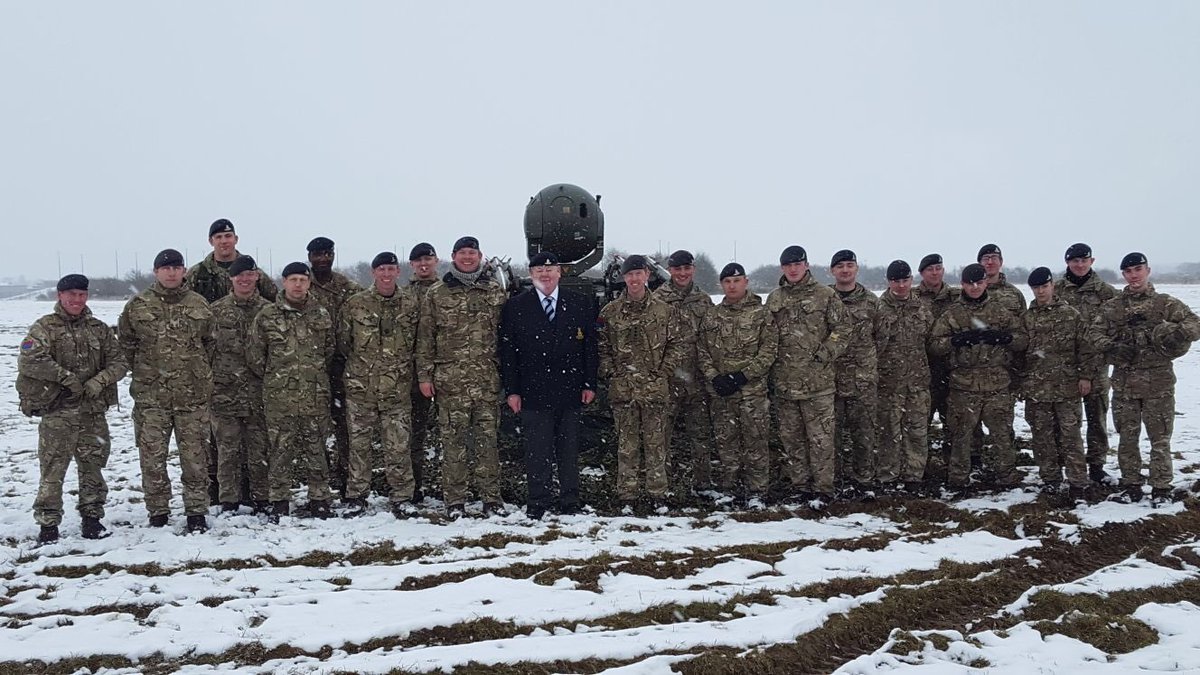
2, 288, 1200, 673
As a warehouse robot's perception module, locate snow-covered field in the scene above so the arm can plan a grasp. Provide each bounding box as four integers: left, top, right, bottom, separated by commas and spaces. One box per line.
2, 288, 1199, 674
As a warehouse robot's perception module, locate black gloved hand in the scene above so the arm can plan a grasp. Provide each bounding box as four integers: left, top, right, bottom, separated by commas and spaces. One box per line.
978, 329, 1013, 345
730, 371, 748, 390
711, 374, 737, 397
1127, 313, 1146, 327
950, 331, 980, 348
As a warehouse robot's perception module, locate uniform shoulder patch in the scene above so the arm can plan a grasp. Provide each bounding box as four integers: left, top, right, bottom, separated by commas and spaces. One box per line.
20, 337, 36, 351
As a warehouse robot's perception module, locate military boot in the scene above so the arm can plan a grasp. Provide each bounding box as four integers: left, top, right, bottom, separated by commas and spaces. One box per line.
342, 497, 367, 518
37, 525, 59, 544
148, 513, 169, 528
186, 514, 209, 534
268, 500, 290, 524
81, 516, 109, 540
1150, 487, 1175, 507
309, 500, 332, 520
220, 502, 239, 514
251, 500, 270, 515
1088, 464, 1112, 485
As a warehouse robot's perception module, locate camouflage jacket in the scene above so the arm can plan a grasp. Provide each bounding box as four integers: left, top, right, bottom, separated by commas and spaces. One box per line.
338, 286, 421, 409
830, 283, 879, 397
406, 277, 438, 391
657, 282, 713, 396
415, 270, 507, 400
598, 289, 686, 404
874, 290, 934, 393
185, 251, 278, 304
310, 271, 362, 324
914, 281, 958, 320
1054, 271, 1117, 325
929, 291, 1028, 393
18, 303, 125, 414
1019, 298, 1100, 402
1098, 284, 1200, 398
248, 294, 335, 417
118, 283, 214, 410
987, 273, 1027, 316
210, 292, 269, 416
697, 292, 778, 398
765, 272, 849, 400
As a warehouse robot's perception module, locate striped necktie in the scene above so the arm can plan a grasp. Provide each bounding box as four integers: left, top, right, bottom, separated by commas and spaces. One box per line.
543, 295, 555, 322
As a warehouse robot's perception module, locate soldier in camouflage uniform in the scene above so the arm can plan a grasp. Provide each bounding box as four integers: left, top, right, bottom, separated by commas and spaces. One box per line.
1055, 242, 1118, 483
766, 246, 850, 504
209, 256, 270, 513
1020, 267, 1098, 499
248, 262, 336, 520
416, 236, 508, 518
1098, 253, 1200, 503
305, 236, 362, 497
915, 254, 957, 427
929, 264, 1028, 492
697, 263, 777, 506
873, 261, 934, 492
977, 244, 1027, 316
599, 255, 686, 511
119, 249, 215, 533
18, 274, 126, 543
406, 242, 440, 501
658, 250, 715, 492
828, 249, 879, 493
338, 252, 422, 518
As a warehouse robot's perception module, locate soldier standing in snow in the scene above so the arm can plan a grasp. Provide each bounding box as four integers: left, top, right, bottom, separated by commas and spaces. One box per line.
828, 249, 879, 495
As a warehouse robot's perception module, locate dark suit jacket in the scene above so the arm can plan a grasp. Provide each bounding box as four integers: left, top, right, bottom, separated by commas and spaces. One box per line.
499, 287, 599, 411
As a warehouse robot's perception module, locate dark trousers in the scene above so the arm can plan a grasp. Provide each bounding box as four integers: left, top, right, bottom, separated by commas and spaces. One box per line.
522, 406, 581, 512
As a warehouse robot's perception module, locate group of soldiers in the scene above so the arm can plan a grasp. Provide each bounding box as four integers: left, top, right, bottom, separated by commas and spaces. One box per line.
17, 218, 1200, 543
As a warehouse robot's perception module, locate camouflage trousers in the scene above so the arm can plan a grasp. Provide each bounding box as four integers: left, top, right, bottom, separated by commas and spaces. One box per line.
212, 410, 269, 504
946, 389, 1016, 487
34, 408, 110, 527
710, 391, 770, 496
834, 391, 877, 485
776, 394, 837, 496
1025, 399, 1087, 488
438, 395, 500, 507
1082, 378, 1111, 467
1112, 390, 1175, 490
666, 386, 713, 488
877, 388, 930, 484
929, 357, 951, 424
133, 404, 211, 517
329, 378, 351, 490
266, 413, 332, 503
346, 398, 415, 502
613, 400, 669, 500
410, 387, 435, 497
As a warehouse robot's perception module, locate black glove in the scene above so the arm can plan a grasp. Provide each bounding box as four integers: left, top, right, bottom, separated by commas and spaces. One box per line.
730, 371, 748, 389
711, 374, 738, 397
978, 329, 1013, 346
1127, 313, 1147, 327
950, 331, 980, 348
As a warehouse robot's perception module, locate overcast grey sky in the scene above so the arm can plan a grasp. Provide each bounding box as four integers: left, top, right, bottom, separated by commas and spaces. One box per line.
2, 2, 1197, 281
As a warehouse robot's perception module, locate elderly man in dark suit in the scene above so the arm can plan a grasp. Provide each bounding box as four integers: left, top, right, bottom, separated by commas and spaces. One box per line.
499, 252, 599, 520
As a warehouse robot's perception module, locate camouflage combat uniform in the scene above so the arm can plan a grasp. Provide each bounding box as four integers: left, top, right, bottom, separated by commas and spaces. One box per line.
338, 285, 421, 503
407, 276, 439, 497
248, 294, 336, 504
658, 281, 715, 489
830, 282, 879, 487
987, 273, 1028, 317
19, 303, 126, 527
186, 252, 278, 304
1055, 271, 1118, 470
118, 282, 215, 517
209, 292, 270, 505
415, 269, 507, 508
697, 291, 778, 497
929, 290, 1027, 488
309, 271, 362, 493
1099, 284, 1200, 490
914, 281, 958, 423
766, 272, 850, 498
1019, 298, 1098, 488
599, 289, 686, 502
873, 289, 934, 486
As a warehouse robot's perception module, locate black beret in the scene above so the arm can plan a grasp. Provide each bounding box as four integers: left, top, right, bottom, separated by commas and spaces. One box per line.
621, 254, 649, 275
153, 248, 185, 269
228, 255, 258, 277
1064, 243, 1092, 261
371, 251, 399, 268
667, 250, 694, 267
918, 253, 943, 272
529, 251, 560, 268
208, 219, 235, 237
409, 242, 436, 260
453, 236, 480, 253
281, 262, 311, 278
1027, 266, 1053, 287
307, 237, 335, 253
719, 262, 746, 280
56, 274, 88, 292
977, 243, 1002, 261
830, 249, 857, 267
1120, 252, 1148, 270
886, 260, 912, 281
780, 245, 807, 265
961, 263, 987, 284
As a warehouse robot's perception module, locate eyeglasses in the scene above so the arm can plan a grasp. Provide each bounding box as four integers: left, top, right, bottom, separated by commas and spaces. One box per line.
979, 254, 1002, 263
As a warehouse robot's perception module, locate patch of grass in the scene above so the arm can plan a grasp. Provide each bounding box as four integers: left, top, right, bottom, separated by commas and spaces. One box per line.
822, 532, 899, 552
1031, 611, 1158, 654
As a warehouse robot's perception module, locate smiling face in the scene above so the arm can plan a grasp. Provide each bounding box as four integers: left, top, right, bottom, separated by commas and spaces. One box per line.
231, 269, 259, 298
373, 263, 400, 295
209, 231, 238, 262
623, 268, 650, 298
669, 263, 694, 289
452, 247, 481, 274
888, 276, 912, 299
57, 289, 88, 316
831, 260, 858, 287
1067, 256, 1094, 277
531, 263, 561, 295
980, 253, 1003, 280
